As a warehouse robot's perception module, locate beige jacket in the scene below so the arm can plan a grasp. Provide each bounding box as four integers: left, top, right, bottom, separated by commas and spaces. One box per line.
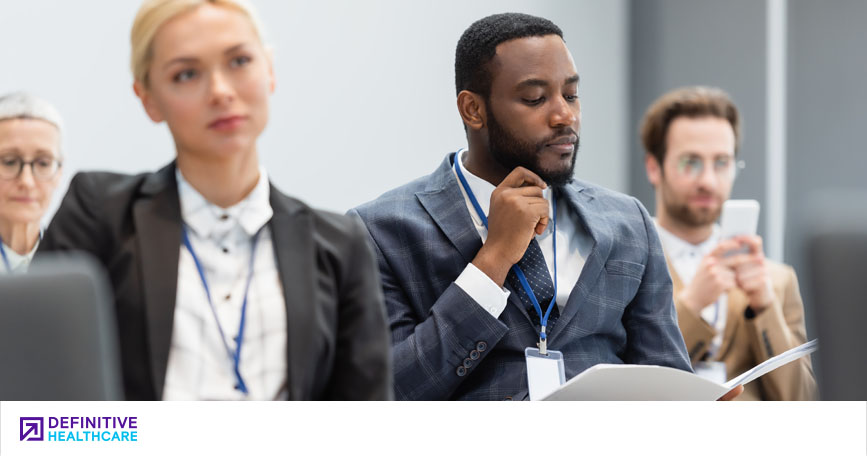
669, 259, 817, 400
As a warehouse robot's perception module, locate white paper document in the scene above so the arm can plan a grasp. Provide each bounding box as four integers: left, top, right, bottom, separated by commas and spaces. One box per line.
541, 339, 818, 401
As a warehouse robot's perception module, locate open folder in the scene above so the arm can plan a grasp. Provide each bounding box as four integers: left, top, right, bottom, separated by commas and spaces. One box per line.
539, 339, 818, 401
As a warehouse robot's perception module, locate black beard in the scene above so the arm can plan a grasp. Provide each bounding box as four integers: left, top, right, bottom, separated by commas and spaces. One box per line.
486, 107, 579, 189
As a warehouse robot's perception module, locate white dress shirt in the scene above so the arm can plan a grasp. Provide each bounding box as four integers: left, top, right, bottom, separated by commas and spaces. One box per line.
452, 149, 591, 319
655, 222, 727, 357
0, 238, 38, 275
162, 168, 288, 400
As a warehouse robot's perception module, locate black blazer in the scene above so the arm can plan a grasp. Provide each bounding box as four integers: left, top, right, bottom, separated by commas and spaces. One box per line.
38, 162, 392, 400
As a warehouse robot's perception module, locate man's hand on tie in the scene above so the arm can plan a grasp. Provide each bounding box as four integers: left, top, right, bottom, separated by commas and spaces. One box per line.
472, 166, 549, 287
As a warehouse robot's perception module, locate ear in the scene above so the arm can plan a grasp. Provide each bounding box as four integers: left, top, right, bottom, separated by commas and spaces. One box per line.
645, 154, 662, 188
265, 46, 276, 94
457, 90, 486, 132
133, 81, 164, 123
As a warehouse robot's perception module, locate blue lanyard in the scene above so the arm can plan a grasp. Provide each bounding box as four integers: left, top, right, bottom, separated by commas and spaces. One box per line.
0, 236, 11, 274
181, 225, 262, 395
453, 152, 559, 346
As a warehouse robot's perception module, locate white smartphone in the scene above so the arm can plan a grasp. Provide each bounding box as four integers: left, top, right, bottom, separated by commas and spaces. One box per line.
719, 200, 760, 255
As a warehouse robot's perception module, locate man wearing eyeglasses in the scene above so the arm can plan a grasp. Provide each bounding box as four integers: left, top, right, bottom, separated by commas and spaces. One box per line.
641, 86, 816, 400
0, 92, 63, 274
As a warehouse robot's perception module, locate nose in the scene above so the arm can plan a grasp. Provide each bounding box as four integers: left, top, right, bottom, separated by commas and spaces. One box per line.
549, 95, 579, 129
696, 161, 718, 189
17, 164, 37, 188
208, 70, 235, 106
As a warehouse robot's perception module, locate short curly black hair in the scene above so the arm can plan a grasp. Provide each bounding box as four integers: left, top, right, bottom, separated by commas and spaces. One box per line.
455, 13, 563, 98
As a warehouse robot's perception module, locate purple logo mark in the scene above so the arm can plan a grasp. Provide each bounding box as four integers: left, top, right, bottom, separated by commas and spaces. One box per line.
20, 417, 44, 441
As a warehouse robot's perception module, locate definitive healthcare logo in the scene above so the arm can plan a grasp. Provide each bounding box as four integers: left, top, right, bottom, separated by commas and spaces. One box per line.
19, 415, 138, 442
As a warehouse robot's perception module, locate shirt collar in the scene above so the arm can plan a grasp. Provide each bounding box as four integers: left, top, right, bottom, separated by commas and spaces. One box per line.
176, 167, 273, 240
654, 219, 720, 260
1, 237, 39, 274
453, 149, 554, 233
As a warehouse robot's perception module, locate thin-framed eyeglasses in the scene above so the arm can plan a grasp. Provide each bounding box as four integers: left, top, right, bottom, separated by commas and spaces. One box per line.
0, 155, 63, 181
675, 154, 745, 180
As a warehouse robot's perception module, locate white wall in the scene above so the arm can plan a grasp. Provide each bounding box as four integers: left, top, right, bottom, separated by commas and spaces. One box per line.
0, 0, 628, 216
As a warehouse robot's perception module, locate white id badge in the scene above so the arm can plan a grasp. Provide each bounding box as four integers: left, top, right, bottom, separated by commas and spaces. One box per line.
693, 361, 728, 384
525, 347, 566, 400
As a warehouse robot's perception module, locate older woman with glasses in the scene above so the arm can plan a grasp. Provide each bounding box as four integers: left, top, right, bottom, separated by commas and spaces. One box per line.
0, 92, 64, 274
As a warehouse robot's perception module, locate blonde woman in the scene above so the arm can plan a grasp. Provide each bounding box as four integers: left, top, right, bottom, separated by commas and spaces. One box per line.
39, 0, 391, 400
0, 92, 64, 274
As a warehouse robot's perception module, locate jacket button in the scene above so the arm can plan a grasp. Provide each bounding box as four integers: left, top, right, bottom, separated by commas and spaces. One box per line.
462, 358, 472, 369
456, 366, 467, 377
469, 349, 480, 360
476, 341, 487, 352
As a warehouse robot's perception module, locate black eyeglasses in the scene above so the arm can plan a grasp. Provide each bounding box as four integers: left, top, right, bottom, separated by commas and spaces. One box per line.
0, 155, 63, 181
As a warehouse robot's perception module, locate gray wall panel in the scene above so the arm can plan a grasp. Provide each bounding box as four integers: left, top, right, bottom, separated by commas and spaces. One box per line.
629, 0, 768, 241
786, 0, 867, 335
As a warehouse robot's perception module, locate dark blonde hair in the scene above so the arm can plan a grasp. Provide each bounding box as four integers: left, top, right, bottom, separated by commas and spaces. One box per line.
640, 86, 741, 164
130, 0, 265, 85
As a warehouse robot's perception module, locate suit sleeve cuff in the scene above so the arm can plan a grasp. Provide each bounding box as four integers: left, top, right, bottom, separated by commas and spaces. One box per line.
674, 297, 717, 362
454, 263, 511, 318
745, 297, 793, 359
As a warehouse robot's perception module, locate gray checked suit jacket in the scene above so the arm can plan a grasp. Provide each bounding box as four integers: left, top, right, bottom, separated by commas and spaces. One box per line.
349, 153, 691, 400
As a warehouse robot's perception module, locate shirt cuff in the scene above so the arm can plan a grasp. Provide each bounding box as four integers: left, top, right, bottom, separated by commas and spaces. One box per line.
454, 263, 511, 318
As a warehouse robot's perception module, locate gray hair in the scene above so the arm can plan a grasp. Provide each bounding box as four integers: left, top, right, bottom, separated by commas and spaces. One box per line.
0, 92, 64, 133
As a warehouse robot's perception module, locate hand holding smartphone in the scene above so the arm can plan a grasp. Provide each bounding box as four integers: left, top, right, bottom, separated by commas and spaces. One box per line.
719, 200, 760, 256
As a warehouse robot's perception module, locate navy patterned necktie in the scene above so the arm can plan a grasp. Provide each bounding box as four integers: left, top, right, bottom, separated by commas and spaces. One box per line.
506, 238, 559, 331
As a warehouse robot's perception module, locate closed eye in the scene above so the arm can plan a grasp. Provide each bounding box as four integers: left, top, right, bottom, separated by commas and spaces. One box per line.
523, 97, 545, 106
1, 156, 20, 167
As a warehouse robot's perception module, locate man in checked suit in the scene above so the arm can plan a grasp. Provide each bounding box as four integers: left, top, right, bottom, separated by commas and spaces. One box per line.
350, 13, 702, 400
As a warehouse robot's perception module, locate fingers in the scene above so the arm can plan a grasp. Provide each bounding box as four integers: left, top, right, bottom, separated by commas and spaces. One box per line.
719, 252, 749, 269
735, 260, 763, 279
735, 265, 767, 292
738, 276, 766, 293
733, 235, 764, 255
530, 200, 550, 234
703, 257, 736, 286
500, 166, 547, 189
714, 265, 737, 290
511, 185, 545, 199
535, 218, 549, 235
493, 187, 550, 225
718, 384, 744, 401
710, 239, 741, 259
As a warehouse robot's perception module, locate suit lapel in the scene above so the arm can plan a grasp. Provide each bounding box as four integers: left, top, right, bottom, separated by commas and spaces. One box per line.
268, 187, 312, 400
416, 155, 534, 323
415, 154, 484, 266
132, 162, 182, 399
549, 184, 612, 344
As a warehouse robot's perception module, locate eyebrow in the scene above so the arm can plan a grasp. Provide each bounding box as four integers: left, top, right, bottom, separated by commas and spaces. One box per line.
161, 43, 249, 69
0, 148, 57, 157
515, 74, 581, 90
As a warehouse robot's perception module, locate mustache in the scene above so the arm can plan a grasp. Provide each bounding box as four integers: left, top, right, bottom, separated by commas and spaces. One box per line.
693, 187, 720, 198
539, 128, 579, 147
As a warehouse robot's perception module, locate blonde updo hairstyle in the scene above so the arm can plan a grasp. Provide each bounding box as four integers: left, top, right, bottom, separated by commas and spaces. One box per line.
130, 0, 266, 86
